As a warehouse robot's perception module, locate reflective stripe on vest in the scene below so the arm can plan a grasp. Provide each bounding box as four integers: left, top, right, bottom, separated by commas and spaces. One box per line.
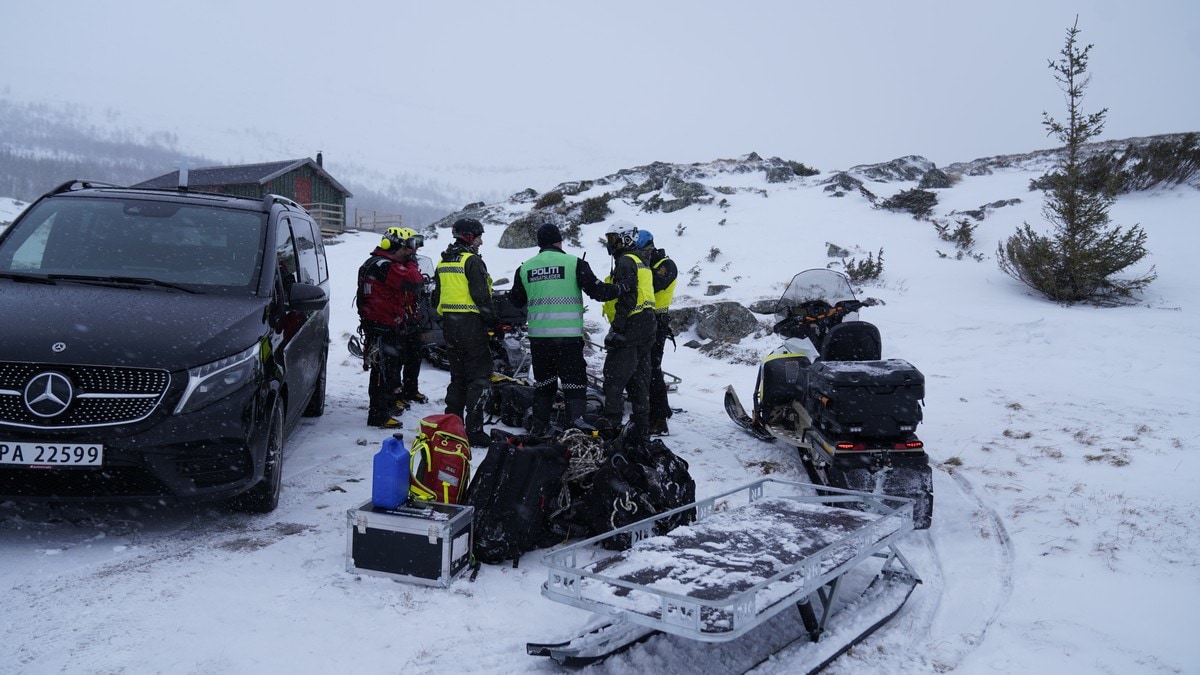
520, 250, 584, 338
602, 253, 656, 323
653, 256, 676, 314
436, 252, 478, 314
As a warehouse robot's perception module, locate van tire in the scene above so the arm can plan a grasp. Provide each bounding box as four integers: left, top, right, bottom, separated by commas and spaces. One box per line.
231, 399, 284, 513
303, 352, 327, 417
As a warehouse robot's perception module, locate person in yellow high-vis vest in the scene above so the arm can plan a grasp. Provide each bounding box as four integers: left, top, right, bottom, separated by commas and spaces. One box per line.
599, 221, 657, 441
510, 223, 620, 436
636, 229, 678, 436
431, 218, 496, 448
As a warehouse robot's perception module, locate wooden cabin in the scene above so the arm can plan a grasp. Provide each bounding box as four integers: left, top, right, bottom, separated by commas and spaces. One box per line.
134, 153, 353, 233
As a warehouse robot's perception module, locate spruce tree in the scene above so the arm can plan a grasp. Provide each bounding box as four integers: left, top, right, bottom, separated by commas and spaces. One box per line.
997, 17, 1155, 304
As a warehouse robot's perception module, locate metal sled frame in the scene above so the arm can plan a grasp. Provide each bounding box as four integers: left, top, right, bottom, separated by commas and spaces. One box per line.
534, 479, 919, 664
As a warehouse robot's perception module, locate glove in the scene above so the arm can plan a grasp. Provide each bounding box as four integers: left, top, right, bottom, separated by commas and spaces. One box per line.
604, 331, 626, 349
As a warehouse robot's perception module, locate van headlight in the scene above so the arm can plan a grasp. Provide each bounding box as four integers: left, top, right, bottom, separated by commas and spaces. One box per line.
175, 343, 263, 414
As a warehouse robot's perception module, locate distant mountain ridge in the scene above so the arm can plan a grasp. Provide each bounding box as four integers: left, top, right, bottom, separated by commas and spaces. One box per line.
424, 132, 1198, 251
1, 98, 1194, 232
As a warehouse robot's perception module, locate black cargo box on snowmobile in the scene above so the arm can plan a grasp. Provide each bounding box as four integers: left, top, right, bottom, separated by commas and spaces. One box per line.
804, 359, 924, 438
760, 353, 812, 409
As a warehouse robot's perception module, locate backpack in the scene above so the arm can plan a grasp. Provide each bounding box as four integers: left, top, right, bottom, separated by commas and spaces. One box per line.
356, 255, 397, 327
464, 431, 571, 565
408, 413, 472, 504
487, 379, 536, 427
549, 432, 695, 550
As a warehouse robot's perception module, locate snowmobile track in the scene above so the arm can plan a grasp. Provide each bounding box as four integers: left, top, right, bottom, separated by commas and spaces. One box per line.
796, 467, 1015, 674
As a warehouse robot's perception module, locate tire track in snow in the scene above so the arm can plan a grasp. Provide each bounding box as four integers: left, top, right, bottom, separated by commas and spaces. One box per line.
811, 466, 1015, 674
918, 468, 1016, 671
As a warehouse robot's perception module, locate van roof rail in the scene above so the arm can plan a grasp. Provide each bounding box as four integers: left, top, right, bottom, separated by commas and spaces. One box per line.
48, 179, 123, 195
264, 194, 303, 212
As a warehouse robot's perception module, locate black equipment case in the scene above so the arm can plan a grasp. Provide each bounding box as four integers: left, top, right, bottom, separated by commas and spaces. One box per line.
760, 353, 812, 409
805, 358, 924, 438
346, 500, 474, 587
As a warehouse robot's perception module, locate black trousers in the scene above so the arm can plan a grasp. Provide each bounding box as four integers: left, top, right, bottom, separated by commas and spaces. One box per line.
366, 326, 422, 424
602, 334, 653, 433
649, 314, 672, 421
528, 337, 589, 427
442, 313, 493, 433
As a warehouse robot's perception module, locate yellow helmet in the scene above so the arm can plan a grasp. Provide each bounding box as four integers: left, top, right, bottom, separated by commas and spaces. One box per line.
381, 226, 423, 251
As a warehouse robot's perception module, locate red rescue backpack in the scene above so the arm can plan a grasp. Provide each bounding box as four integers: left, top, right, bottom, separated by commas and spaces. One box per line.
357, 254, 401, 327
409, 413, 472, 504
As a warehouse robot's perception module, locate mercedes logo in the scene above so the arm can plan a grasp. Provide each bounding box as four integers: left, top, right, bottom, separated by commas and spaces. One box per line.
51, 342, 67, 353
24, 372, 75, 418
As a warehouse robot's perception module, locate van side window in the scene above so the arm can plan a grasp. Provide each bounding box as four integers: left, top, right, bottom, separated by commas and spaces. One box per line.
310, 220, 329, 282
275, 219, 299, 288
289, 216, 321, 285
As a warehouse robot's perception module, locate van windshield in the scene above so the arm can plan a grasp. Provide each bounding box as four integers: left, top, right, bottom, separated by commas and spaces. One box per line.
0, 197, 266, 294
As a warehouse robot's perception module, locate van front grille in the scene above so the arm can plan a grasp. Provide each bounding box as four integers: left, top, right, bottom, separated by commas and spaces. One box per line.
0, 362, 170, 429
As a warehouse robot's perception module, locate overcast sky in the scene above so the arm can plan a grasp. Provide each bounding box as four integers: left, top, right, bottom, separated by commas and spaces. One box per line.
2, 0, 1197, 196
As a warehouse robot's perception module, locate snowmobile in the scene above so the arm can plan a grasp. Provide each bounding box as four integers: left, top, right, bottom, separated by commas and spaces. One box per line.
410, 253, 532, 378
725, 269, 933, 529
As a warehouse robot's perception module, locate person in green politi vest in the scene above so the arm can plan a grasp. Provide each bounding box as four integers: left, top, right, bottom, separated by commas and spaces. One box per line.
509, 222, 621, 436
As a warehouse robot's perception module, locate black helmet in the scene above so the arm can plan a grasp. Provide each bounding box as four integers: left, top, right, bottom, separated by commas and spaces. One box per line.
452, 218, 485, 238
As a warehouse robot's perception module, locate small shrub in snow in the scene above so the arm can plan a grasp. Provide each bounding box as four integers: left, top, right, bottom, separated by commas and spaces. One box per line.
837, 248, 884, 282
934, 218, 985, 261
534, 190, 564, 209
881, 188, 938, 219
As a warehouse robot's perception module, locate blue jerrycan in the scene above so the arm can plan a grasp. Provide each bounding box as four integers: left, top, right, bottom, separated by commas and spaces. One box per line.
371, 433, 409, 509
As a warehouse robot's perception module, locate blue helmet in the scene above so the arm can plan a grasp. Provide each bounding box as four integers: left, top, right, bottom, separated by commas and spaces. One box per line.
635, 229, 654, 248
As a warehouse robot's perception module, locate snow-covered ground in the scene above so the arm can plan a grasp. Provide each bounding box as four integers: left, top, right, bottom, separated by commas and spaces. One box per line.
1, 162, 1197, 674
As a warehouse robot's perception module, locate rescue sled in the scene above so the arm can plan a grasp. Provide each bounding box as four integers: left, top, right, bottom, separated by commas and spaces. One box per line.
529, 478, 920, 671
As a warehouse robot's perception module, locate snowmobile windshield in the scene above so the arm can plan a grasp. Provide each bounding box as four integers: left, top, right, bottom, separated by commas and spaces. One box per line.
415, 254, 435, 279
774, 269, 857, 323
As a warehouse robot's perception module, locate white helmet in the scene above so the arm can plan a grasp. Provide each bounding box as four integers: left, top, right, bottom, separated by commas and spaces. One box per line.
605, 220, 638, 254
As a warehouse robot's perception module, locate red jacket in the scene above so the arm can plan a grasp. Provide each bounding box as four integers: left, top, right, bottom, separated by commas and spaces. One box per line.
358, 248, 425, 329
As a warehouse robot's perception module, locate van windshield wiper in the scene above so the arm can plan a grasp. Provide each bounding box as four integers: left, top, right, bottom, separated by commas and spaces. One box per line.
46, 273, 200, 294
0, 271, 56, 284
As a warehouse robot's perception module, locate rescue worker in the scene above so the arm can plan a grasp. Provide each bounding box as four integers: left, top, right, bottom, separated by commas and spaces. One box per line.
431, 217, 496, 448
357, 227, 427, 427
637, 229, 678, 436
599, 220, 657, 441
509, 223, 620, 436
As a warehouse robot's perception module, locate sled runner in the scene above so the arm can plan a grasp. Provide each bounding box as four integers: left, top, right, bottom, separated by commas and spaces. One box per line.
529, 478, 920, 670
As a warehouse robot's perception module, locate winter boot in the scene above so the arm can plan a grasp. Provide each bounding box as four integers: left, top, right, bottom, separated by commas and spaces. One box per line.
595, 416, 622, 441
563, 397, 588, 429
648, 418, 670, 436
528, 419, 550, 438
467, 428, 493, 448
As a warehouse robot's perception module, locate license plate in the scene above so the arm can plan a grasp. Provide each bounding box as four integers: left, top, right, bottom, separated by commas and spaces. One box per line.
0, 441, 104, 467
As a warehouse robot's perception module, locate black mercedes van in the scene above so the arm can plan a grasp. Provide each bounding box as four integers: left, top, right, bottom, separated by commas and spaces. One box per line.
0, 180, 330, 512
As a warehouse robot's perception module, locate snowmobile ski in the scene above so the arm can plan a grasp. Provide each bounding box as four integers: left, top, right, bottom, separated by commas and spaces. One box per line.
526, 620, 658, 666
723, 385, 774, 441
